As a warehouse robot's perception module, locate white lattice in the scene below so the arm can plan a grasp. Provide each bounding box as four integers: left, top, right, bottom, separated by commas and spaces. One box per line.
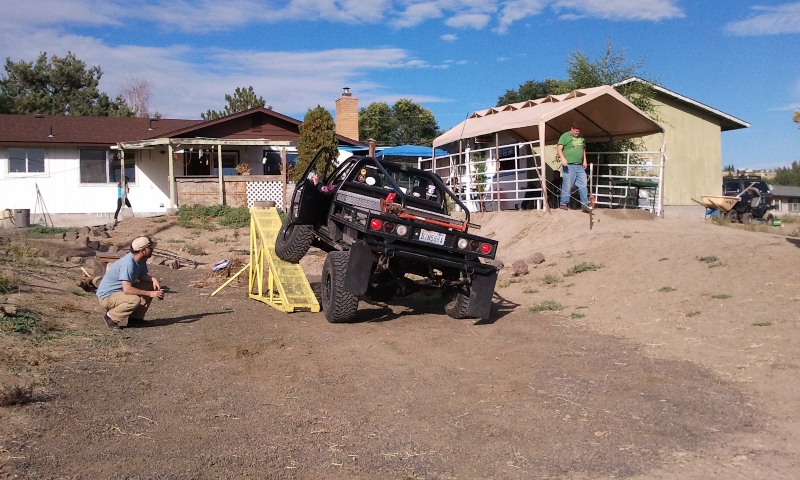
246, 181, 284, 209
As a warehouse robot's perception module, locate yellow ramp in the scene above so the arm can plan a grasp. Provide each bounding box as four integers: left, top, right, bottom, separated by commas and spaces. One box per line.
248, 207, 320, 312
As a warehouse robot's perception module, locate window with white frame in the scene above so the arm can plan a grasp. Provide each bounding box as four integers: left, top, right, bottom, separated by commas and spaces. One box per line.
79, 149, 136, 183
789, 198, 800, 213
9, 148, 45, 173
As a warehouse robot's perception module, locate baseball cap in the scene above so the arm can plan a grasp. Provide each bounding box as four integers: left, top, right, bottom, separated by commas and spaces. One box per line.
131, 236, 156, 252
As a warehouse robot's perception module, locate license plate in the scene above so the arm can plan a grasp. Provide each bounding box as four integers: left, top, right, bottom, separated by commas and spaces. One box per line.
419, 229, 446, 245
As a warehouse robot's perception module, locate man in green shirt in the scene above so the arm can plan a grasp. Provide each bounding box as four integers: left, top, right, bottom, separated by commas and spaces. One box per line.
557, 123, 591, 213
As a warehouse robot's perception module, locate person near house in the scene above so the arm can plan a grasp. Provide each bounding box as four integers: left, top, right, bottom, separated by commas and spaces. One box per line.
96, 236, 164, 329
557, 123, 592, 213
114, 176, 132, 223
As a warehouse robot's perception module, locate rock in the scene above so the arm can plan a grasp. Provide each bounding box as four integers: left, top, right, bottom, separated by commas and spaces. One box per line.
69, 256, 84, 265
511, 260, 529, 276
486, 258, 504, 270
84, 258, 106, 277
78, 226, 90, 236
528, 252, 546, 265
108, 245, 119, 253
165, 259, 180, 269
64, 231, 78, 241
87, 240, 100, 250
76, 235, 89, 247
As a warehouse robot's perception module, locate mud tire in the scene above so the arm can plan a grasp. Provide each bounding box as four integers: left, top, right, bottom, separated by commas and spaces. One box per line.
275, 219, 314, 263
322, 251, 359, 323
445, 286, 471, 319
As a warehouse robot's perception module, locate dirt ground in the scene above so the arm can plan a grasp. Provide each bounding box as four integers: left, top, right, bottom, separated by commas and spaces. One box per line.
1, 208, 799, 479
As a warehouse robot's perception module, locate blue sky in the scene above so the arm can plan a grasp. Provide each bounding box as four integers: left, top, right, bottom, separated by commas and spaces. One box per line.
0, 0, 798, 170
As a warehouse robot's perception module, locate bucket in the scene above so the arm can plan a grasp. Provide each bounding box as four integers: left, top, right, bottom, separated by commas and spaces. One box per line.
13, 209, 30, 228
773, 218, 782, 226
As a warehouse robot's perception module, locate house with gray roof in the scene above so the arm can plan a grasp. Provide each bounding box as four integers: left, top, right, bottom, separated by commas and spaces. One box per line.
771, 185, 800, 216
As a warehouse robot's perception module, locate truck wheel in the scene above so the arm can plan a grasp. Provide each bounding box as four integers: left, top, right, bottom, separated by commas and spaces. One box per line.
275, 219, 314, 263
322, 251, 359, 323
445, 286, 471, 319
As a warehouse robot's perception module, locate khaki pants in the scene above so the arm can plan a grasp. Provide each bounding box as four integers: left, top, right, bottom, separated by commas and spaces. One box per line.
99, 281, 155, 324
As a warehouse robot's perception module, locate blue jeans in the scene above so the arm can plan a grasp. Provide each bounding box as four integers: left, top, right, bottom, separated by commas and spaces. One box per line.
560, 164, 589, 207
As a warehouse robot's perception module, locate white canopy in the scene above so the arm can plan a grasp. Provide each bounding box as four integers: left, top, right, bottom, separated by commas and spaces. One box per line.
433, 85, 663, 148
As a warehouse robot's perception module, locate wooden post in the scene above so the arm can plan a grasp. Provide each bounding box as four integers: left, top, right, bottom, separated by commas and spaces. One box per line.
368, 138, 376, 157
217, 144, 224, 205
168, 143, 176, 209
281, 147, 288, 209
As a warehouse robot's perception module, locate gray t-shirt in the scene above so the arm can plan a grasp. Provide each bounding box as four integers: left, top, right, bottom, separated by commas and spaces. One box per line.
96, 252, 148, 299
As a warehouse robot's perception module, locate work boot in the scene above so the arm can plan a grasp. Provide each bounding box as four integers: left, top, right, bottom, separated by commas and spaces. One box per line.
103, 313, 120, 330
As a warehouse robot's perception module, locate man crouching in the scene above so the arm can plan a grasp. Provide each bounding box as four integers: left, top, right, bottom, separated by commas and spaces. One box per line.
96, 236, 164, 329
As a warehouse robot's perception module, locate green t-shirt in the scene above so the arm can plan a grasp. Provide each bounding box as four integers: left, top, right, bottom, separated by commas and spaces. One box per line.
558, 131, 585, 164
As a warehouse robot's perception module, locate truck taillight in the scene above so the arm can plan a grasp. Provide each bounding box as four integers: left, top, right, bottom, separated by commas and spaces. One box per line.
370, 219, 383, 231
456, 238, 493, 255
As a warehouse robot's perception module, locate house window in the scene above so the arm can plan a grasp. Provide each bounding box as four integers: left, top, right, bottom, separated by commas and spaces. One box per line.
9, 148, 45, 173
80, 149, 136, 183
212, 151, 240, 176
789, 198, 800, 213
184, 148, 240, 175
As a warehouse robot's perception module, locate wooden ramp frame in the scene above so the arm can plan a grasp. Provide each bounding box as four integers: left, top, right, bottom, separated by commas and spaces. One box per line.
248, 207, 320, 312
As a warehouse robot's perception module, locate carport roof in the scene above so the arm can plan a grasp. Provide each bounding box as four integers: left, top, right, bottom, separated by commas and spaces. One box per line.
433, 85, 664, 148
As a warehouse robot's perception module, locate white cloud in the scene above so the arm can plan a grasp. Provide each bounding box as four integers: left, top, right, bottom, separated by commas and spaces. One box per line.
392, 2, 443, 28
497, 0, 549, 33
0, 0, 122, 27
551, 0, 685, 21
724, 2, 800, 36
440, 33, 459, 41
445, 13, 491, 29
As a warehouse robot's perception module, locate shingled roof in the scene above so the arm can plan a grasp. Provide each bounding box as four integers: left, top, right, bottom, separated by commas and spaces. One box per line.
0, 114, 200, 147
0, 108, 361, 147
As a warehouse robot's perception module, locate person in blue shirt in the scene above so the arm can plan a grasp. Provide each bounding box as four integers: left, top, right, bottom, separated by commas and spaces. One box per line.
113, 176, 132, 223
96, 236, 164, 329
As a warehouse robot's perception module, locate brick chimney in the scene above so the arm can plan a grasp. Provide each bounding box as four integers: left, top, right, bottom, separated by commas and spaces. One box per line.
335, 87, 359, 141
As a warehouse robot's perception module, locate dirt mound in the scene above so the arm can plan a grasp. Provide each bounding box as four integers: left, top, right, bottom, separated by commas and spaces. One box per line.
1, 210, 799, 479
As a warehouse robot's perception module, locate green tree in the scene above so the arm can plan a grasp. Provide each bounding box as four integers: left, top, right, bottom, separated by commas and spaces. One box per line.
201, 86, 270, 120
358, 102, 395, 144
358, 99, 439, 145
567, 39, 657, 118
794, 110, 799, 128
773, 161, 800, 186
496, 78, 570, 106
296, 106, 338, 180
0, 51, 134, 116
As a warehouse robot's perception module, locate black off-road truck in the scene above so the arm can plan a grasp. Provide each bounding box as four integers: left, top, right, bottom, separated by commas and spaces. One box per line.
275, 148, 499, 323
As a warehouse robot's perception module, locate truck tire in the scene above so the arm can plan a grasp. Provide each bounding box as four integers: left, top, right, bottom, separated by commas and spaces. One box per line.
445, 286, 471, 319
322, 251, 359, 323
275, 219, 314, 263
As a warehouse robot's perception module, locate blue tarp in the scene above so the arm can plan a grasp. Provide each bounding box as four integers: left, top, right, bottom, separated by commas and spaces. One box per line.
375, 145, 447, 158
